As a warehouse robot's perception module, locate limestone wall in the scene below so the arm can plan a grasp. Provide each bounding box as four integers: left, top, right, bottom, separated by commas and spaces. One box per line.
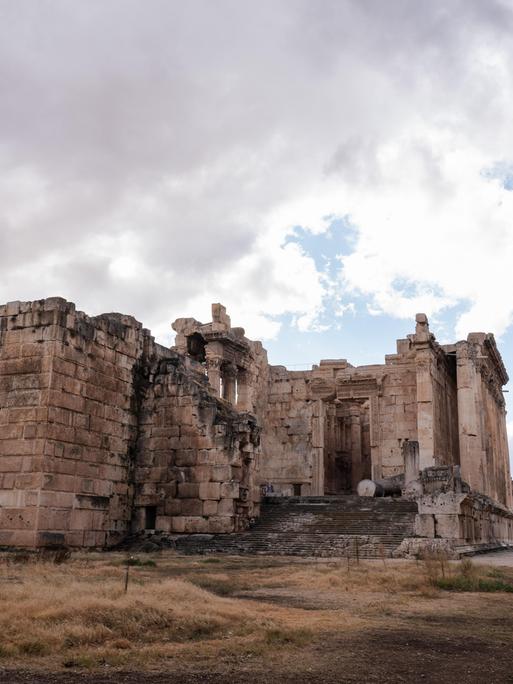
456, 334, 512, 508
134, 353, 261, 534
376, 351, 418, 478
415, 491, 513, 547
0, 298, 149, 547
399, 465, 513, 557
260, 352, 420, 493
0, 298, 269, 548
0, 300, 53, 546
267, 318, 510, 504
259, 367, 318, 496
0, 299, 511, 549
458, 493, 513, 545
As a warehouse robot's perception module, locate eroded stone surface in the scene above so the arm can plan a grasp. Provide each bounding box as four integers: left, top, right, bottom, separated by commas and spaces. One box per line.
0, 298, 511, 549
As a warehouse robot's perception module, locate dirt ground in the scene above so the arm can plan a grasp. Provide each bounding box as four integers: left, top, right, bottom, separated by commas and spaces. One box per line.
0, 550, 512, 684
472, 549, 513, 567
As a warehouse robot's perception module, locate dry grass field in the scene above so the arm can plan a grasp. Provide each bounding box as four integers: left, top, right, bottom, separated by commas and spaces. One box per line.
0, 551, 512, 683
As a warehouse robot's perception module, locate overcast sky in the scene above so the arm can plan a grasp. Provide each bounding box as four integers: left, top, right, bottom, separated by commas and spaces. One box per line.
1, 1, 512, 450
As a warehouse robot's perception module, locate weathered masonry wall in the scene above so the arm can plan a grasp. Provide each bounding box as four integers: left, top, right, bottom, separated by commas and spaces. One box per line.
0, 301, 53, 547
397, 465, 513, 557
0, 298, 150, 547
0, 298, 511, 549
375, 351, 418, 478
259, 367, 319, 496
456, 334, 511, 508
412, 315, 460, 470
0, 298, 265, 547
134, 353, 261, 534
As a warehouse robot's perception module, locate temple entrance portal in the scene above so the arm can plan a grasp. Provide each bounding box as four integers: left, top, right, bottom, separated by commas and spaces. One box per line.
323, 399, 372, 494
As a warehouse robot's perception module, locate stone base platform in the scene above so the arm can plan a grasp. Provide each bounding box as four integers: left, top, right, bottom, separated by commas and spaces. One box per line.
122, 496, 419, 558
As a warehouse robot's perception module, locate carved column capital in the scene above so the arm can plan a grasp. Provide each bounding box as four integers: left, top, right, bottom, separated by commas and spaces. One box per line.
206, 356, 223, 370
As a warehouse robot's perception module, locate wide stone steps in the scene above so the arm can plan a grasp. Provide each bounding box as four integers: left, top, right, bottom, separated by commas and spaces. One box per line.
175, 495, 418, 558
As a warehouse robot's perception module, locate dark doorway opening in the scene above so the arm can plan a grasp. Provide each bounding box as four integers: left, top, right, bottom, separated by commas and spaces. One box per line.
186, 333, 206, 363
324, 400, 372, 494
145, 506, 157, 530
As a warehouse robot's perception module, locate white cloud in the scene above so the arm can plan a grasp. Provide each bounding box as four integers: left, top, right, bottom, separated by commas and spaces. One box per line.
1, 0, 513, 349
336, 132, 513, 339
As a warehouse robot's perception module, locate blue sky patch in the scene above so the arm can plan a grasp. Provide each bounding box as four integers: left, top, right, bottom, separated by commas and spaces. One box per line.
481, 161, 513, 191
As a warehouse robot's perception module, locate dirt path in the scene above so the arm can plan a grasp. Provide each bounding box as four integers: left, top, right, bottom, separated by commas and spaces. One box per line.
2, 624, 512, 684
472, 550, 513, 567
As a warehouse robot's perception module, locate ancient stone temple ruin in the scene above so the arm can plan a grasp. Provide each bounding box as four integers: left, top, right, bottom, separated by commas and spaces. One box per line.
0, 297, 511, 555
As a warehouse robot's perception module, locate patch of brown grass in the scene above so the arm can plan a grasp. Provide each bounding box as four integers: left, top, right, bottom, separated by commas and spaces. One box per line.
0, 560, 283, 668
0, 551, 511, 674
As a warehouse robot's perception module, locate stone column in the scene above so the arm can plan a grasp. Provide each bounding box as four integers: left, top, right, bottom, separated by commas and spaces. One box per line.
369, 394, 382, 480
205, 356, 223, 397
311, 399, 325, 495
403, 440, 420, 487
236, 368, 251, 411
415, 349, 436, 469
349, 404, 362, 491
222, 363, 237, 405
456, 341, 485, 492
497, 405, 513, 509
413, 314, 436, 469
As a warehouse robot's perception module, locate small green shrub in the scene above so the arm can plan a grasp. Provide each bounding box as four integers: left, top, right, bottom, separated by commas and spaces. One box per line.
19, 640, 50, 656
435, 576, 513, 593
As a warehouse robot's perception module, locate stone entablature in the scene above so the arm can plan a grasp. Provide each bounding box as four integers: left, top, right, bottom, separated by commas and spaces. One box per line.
172, 303, 268, 414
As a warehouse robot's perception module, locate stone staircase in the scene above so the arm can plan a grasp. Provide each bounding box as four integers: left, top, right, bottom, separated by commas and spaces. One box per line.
174, 495, 418, 558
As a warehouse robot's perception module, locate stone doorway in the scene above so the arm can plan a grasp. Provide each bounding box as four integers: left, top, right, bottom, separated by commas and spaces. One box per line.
323, 399, 372, 494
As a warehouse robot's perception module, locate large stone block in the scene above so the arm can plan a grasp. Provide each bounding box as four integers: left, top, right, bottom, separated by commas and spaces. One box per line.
186, 465, 212, 482
182, 516, 208, 533
177, 482, 201, 498
180, 498, 203, 516
414, 513, 435, 537
164, 499, 183, 516
155, 516, 172, 532
434, 514, 460, 539
171, 516, 186, 533
211, 465, 231, 482
220, 481, 239, 499
207, 516, 234, 533
199, 482, 221, 500
0, 529, 37, 546
38, 507, 72, 530
42, 473, 76, 492
202, 500, 218, 516
0, 507, 37, 530
218, 498, 235, 515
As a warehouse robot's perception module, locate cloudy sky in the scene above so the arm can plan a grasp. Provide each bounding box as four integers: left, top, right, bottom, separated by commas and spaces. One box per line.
1, 1, 512, 450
